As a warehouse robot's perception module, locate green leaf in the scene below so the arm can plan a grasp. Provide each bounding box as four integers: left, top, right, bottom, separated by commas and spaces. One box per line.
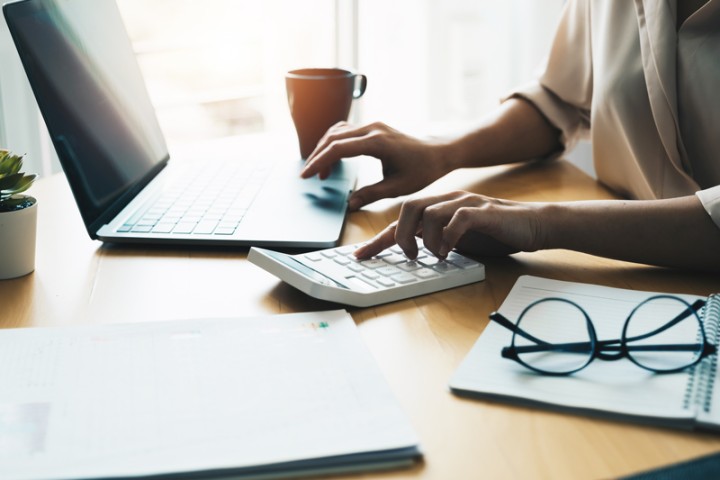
0, 152, 32, 200
5, 175, 36, 195
0, 173, 23, 190
0, 153, 22, 175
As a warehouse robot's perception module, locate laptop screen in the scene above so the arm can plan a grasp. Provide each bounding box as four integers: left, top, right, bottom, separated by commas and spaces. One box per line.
3, 0, 169, 233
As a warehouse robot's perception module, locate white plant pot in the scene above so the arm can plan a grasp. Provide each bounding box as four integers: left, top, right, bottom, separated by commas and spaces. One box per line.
0, 200, 37, 280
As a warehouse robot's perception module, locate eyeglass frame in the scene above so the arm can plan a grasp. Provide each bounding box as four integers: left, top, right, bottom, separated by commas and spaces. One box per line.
489, 295, 717, 376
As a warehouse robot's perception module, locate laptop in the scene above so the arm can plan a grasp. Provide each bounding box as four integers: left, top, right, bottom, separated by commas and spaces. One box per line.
3, 0, 357, 248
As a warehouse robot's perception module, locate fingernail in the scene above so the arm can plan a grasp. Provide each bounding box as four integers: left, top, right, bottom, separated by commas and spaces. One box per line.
405, 246, 418, 260
353, 246, 369, 259
438, 243, 449, 258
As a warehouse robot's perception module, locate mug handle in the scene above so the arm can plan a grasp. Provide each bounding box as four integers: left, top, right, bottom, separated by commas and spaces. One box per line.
353, 74, 367, 99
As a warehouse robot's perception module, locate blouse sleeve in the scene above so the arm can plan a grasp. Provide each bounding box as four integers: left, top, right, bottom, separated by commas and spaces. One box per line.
504, 0, 593, 157
696, 185, 720, 230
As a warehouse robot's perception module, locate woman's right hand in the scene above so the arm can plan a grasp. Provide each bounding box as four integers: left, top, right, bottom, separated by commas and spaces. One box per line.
300, 121, 452, 210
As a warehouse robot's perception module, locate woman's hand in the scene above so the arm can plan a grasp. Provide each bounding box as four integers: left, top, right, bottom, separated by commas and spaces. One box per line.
354, 191, 545, 259
300, 121, 452, 210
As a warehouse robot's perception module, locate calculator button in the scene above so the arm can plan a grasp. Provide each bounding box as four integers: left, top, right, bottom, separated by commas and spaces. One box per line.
433, 262, 459, 273
362, 271, 381, 280
419, 256, 441, 267
383, 254, 408, 265
414, 269, 440, 279
345, 276, 377, 292
398, 261, 422, 272
347, 263, 365, 273
377, 278, 396, 288
334, 257, 352, 266
391, 272, 418, 284
321, 250, 337, 259
377, 266, 402, 277
336, 246, 355, 256
304, 253, 322, 262
359, 259, 386, 269
446, 252, 480, 269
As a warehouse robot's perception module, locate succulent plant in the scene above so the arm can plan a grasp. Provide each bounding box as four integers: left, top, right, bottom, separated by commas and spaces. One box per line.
0, 150, 36, 211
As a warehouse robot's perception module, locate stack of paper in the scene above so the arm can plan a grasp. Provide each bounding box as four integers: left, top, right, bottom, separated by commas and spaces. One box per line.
0, 310, 420, 479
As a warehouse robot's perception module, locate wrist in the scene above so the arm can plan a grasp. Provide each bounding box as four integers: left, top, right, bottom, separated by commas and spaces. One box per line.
433, 137, 471, 173
534, 202, 565, 250
536, 201, 608, 252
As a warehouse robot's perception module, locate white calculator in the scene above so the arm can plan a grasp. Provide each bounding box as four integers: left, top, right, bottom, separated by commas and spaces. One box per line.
248, 240, 485, 307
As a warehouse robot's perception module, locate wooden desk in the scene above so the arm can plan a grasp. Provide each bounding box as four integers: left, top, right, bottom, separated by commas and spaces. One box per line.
3, 157, 720, 479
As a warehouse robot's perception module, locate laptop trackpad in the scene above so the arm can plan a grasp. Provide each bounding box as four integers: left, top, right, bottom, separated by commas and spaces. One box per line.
235, 173, 351, 247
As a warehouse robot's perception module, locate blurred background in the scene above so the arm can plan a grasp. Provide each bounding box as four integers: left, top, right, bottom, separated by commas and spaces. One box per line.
0, 0, 581, 179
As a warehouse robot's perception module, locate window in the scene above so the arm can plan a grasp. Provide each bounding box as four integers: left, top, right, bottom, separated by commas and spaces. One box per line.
116, 0, 339, 144
0, 0, 565, 177
356, 0, 564, 135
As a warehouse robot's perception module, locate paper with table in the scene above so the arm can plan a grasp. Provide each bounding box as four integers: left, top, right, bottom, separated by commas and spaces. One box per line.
449, 275, 720, 430
0, 310, 420, 479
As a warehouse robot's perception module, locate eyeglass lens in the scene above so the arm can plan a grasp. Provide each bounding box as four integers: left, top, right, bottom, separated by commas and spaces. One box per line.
624, 296, 704, 372
514, 299, 594, 374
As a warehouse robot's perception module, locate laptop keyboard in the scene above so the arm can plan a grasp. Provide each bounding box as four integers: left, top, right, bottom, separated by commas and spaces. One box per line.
116, 161, 272, 236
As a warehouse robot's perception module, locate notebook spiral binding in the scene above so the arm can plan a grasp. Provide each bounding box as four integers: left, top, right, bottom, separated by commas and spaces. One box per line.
683, 294, 720, 412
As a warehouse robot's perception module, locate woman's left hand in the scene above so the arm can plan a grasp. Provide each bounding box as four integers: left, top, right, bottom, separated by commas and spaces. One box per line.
354, 191, 545, 260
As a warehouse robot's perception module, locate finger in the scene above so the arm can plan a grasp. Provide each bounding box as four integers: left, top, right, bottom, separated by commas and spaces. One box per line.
354, 222, 397, 259
311, 121, 388, 159
394, 197, 436, 258
302, 137, 367, 178
394, 192, 464, 258
305, 121, 351, 161
441, 206, 487, 257
417, 203, 451, 258
318, 166, 332, 180
301, 127, 379, 178
419, 194, 478, 257
348, 177, 407, 211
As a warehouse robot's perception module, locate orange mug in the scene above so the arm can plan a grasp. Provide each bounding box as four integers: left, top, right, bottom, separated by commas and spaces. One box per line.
286, 68, 367, 159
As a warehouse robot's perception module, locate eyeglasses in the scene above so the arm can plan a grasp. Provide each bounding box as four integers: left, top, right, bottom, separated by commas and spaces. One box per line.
489, 295, 716, 376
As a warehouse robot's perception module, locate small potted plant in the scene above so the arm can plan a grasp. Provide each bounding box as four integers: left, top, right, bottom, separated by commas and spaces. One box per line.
0, 149, 37, 279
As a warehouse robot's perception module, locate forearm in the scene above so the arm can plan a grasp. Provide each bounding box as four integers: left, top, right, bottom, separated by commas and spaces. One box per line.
440, 98, 563, 171
539, 195, 720, 271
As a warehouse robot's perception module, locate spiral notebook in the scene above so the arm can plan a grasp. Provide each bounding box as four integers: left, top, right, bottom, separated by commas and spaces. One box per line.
449, 276, 720, 430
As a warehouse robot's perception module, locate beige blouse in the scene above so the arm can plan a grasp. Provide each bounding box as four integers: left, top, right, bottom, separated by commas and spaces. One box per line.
509, 0, 720, 229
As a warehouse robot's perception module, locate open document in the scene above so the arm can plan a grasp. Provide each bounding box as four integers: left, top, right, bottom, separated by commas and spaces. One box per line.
0, 310, 420, 479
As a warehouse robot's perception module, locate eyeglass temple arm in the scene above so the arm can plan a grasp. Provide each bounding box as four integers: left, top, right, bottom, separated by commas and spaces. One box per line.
489, 312, 552, 346
491, 310, 612, 357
